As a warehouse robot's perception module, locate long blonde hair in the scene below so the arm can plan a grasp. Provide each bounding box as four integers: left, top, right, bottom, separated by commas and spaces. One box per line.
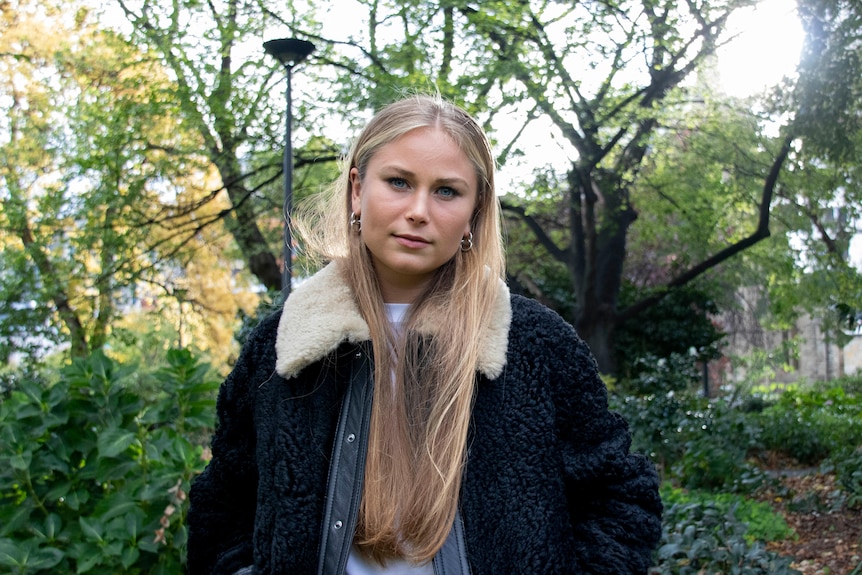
294, 95, 504, 564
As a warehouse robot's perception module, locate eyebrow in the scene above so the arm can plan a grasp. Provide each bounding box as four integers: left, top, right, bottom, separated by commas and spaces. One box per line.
380, 166, 473, 189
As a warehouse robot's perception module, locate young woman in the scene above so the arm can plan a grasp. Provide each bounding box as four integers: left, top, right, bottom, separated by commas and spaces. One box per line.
186, 95, 662, 575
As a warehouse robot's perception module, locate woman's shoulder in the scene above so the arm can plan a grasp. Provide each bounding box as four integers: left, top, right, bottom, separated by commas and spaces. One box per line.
233, 307, 284, 365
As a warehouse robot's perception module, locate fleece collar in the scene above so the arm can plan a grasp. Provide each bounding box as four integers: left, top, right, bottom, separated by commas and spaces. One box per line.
274, 261, 511, 380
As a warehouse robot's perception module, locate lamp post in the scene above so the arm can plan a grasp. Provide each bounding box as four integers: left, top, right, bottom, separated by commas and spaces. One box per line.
263, 37, 315, 295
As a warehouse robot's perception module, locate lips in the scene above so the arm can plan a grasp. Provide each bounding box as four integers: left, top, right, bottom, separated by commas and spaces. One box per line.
394, 234, 431, 249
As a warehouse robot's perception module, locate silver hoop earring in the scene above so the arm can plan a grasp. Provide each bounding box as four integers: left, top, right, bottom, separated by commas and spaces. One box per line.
349, 212, 361, 233
460, 232, 473, 252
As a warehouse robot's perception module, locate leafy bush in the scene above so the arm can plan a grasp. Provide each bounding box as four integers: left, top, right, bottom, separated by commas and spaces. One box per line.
756, 384, 862, 465
0, 349, 217, 574
757, 407, 829, 465
651, 493, 800, 574
660, 486, 795, 543
614, 285, 725, 388
826, 445, 862, 509
612, 392, 764, 492
671, 399, 764, 491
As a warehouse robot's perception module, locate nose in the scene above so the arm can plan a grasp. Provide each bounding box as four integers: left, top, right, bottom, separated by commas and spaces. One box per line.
405, 190, 430, 224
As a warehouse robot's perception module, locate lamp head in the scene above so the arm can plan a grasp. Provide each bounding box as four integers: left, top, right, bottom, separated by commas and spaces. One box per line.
264, 38, 316, 68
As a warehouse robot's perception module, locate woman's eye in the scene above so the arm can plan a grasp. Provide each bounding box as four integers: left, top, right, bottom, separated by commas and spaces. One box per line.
388, 178, 408, 189
437, 187, 458, 199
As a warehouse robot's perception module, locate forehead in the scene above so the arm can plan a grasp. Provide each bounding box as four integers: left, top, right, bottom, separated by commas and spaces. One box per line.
369, 127, 477, 185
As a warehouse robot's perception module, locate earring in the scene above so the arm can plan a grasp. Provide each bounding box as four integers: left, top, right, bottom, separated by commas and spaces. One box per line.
349, 212, 361, 233
460, 232, 473, 252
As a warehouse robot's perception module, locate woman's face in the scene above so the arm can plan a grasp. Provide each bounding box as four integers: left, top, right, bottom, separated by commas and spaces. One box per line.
350, 126, 478, 303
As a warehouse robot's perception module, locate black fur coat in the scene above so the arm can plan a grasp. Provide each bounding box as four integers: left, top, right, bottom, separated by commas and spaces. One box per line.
187, 262, 662, 574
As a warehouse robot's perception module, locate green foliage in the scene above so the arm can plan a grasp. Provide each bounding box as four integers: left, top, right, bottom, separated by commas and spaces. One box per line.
614, 286, 725, 385
652, 495, 800, 574
618, 353, 703, 397
829, 445, 862, 509
756, 381, 862, 465
660, 486, 795, 544
622, 393, 762, 491
792, 0, 862, 163
0, 349, 217, 573
613, 390, 764, 492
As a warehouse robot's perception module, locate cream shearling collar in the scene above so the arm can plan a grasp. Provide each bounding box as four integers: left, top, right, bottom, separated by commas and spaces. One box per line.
274, 261, 511, 380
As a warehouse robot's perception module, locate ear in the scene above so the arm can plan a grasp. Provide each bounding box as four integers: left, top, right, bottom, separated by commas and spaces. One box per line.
349, 168, 362, 215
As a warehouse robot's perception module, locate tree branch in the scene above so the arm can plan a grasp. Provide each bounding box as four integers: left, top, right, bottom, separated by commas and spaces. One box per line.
618, 133, 794, 324
499, 199, 569, 263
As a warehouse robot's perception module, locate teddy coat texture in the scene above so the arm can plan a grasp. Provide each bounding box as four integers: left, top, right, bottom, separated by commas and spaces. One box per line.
186, 263, 663, 575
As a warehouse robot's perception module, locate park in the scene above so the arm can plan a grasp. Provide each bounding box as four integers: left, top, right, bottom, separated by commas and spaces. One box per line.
1, 0, 861, 572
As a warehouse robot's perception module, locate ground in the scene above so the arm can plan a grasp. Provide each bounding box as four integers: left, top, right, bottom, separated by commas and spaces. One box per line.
756, 465, 862, 574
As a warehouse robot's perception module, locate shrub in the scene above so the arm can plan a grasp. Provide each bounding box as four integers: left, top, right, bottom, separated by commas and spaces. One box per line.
0, 349, 218, 574
827, 445, 862, 509
651, 493, 800, 574
660, 485, 795, 543
612, 392, 765, 492
757, 384, 862, 465
671, 399, 763, 491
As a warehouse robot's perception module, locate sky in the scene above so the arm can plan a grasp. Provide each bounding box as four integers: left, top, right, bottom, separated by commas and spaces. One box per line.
716, 0, 805, 98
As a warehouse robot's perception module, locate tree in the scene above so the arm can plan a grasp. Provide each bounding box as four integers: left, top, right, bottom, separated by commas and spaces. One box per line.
455, 1, 796, 371
107, 0, 348, 293
0, 0, 259, 363
65, 0, 859, 374
755, 0, 862, 345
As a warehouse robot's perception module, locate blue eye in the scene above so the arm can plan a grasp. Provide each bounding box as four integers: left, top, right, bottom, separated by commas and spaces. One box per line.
388, 178, 408, 189
437, 187, 458, 198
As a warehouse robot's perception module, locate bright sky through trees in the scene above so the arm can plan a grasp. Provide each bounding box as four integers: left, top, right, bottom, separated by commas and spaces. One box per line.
717, 0, 804, 98
719, 1, 862, 270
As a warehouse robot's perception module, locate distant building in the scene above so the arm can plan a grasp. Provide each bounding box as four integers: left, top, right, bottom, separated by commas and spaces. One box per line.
715, 287, 862, 387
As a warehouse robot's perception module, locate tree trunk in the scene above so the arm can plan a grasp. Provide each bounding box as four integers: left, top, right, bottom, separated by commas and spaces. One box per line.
216, 158, 284, 292
569, 166, 638, 374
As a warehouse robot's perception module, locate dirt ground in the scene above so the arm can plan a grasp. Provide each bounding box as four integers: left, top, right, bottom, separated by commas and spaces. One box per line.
756, 469, 862, 574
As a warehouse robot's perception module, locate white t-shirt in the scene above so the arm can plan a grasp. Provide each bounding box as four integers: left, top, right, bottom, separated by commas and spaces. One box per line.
346, 550, 433, 575
345, 304, 434, 575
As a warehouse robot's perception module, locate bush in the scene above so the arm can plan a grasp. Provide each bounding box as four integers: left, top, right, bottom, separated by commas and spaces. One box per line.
0, 349, 218, 574
612, 392, 765, 492
827, 445, 862, 509
660, 485, 795, 543
652, 491, 800, 574
756, 384, 862, 465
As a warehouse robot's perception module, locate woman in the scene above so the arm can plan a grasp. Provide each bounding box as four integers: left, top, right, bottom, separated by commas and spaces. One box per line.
186, 95, 662, 575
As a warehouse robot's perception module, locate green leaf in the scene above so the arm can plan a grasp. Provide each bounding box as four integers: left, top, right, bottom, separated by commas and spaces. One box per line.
73, 543, 102, 574
10, 451, 31, 470
97, 495, 139, 522
14, 402, 42, 420
97, 428, 136, 458
78, 516, 104, 542
0, 538, 26, 567
44, 480, 73, 502
0, 503, 34, 537
26, 547, 64, 570
63, 489, 89, 511
120, 545, 139, 568
45, 513, 62, 540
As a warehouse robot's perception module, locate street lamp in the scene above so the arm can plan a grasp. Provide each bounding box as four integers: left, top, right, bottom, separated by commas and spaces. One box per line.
263, 37, 315, 295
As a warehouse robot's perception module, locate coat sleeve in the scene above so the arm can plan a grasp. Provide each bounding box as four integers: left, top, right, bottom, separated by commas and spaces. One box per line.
186, 314, 279, 575
539, 304, 662, 573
